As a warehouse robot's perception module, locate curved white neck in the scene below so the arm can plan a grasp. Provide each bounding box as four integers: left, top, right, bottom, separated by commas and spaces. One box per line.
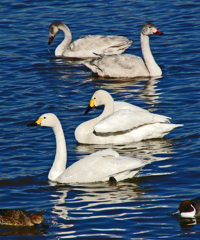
75, 94, 114, 136
55, 25, 72, 56
98, 94, 115, 120
140, 33, 162, 77
48, 121, 67, 181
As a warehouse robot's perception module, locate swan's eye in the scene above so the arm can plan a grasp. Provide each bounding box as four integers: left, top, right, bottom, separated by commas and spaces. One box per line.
43, 117, 46, 119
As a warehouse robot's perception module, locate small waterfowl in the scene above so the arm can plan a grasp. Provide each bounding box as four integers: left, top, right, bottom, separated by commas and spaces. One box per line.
75, 90, 183, 145
83, 23, 163, 78
178, 198, 200, 218
48, 22, 132, 58
0, 209, 44, 227
28, 113, 146, 183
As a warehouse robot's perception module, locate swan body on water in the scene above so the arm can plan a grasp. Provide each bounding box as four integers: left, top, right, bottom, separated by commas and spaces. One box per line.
83, 23, 163, 77
0, 209, 44, 227
75, 90, 183, 145
28, 113, 146, 183
48, 22, 132, 58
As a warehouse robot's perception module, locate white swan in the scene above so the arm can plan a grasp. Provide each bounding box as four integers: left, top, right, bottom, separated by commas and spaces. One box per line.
48, 22, 132, 58
83, 23, 163, 78
28, 113, 146, 183
75, 90, 183, 145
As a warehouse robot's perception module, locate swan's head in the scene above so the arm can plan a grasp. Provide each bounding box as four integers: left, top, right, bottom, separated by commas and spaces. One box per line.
179, 200, 196, 218
84, 90, 113, 115
141, 23, 164, 36
27, 113, 59, 128
30, 213, 44, 225
48, 22, 63, 45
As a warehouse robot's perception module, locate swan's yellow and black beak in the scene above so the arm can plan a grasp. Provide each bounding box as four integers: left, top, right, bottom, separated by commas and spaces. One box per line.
84, 99, 95, 115
27, 117, 43, 127
48, 36, 54, 45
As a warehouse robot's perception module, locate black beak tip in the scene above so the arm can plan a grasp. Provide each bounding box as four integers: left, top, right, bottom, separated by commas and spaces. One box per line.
84, 109, 89, 115
84, 105, 94, 115
27, 122, 37, 127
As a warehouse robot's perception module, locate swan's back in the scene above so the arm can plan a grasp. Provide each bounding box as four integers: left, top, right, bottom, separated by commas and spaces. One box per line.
84, 54, 149, 77
63, 35, 132, 58
95, 109, 170, 134
56, 149, 145, 183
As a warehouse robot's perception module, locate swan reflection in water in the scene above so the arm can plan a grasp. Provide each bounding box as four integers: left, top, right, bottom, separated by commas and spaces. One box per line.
54, 57, 162, 106
49, 180, 145, 231
75, 138, 174, 164
87, 75, 162, 105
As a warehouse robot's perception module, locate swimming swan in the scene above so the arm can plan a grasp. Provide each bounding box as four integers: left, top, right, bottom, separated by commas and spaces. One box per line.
0, 209, 44, 227
48, 22, 132, 58
75, 90, 183, 145
28, 113, 146, 183
83, 23, 163, 77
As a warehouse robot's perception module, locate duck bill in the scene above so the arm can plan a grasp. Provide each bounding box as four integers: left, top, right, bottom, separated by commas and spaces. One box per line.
48, 36, 54, 45
27, 117, 43, 127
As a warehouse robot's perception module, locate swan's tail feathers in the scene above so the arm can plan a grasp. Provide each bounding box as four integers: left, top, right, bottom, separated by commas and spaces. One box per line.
109, 165, 146, 182
174, 124, 183, 128
162, 123, 183, 135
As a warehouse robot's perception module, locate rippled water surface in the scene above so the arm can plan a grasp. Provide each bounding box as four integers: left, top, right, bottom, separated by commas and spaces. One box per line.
1, 0, 200, 239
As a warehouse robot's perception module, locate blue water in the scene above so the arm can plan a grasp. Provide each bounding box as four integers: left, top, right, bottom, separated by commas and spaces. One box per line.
1, 0, 200, 239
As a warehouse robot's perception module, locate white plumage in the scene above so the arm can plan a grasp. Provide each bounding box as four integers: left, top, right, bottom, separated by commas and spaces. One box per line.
75, 90, 183, 145
28, 113, 146, 183
48, 22, 132, 58
83, 23, 163, 77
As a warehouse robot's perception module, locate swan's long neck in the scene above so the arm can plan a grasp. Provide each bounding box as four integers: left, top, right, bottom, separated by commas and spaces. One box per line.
55, 25, 72, 56
74, 93, 114, 143
48, 122, 67, 181
98, 94, 114, 121
141, 33, 162, 76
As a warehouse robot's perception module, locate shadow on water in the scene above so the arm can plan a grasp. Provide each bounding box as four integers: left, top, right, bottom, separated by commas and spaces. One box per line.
75, 138, 174, 164
0, 225, 48, 237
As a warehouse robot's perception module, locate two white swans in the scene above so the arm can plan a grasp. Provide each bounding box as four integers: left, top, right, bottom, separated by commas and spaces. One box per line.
83, 23, 163, 78
48, 22, 132, 58
75, 90, 183, 145
28, 113, 146, 183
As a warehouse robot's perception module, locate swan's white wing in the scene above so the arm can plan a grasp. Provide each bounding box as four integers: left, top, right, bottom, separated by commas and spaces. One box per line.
84, 54, 149, 77
94, 109, 171, 134
114, 101, 149, 113
56, 149, 146, 183
63, 35, 132, 58
69, 35, 104, 51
